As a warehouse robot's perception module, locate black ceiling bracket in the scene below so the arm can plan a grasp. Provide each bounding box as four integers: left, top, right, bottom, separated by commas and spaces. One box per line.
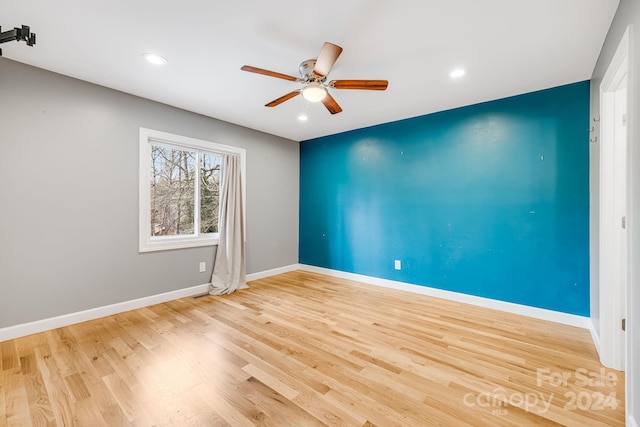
0, 25, 37, 57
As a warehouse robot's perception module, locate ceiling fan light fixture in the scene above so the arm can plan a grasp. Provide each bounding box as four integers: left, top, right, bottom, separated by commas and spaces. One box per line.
302, 83, 327, 102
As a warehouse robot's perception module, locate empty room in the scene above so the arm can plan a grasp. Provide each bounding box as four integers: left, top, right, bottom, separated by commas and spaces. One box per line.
1, 1, 638, 426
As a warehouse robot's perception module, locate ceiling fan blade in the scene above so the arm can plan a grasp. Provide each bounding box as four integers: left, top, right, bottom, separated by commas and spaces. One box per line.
241, 65, 299, 82
313, 42, 343, 77
321, 93, 343, 114
330, 80, 388, 90
265, 90, 300, 107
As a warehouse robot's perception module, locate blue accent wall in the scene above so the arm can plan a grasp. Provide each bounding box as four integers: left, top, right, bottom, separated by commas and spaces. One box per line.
300, 81, 590, 316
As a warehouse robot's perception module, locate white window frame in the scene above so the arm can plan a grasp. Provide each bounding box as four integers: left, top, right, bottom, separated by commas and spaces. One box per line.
139, 127, 246, 252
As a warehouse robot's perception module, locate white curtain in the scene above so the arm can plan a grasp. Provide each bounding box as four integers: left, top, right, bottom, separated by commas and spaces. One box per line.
210, 153, 247, 295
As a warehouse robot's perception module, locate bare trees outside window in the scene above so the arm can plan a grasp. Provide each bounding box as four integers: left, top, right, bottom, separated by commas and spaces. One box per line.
149, 144, 221, 237
200, 152, 221, 234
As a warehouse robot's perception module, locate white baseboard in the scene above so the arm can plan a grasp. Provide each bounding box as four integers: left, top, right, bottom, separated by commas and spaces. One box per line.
299, 264, 591, 329
0, 263, 304, 343
0, 283, 212, 343
0, 263, 592, 342
246, 263, 301, 282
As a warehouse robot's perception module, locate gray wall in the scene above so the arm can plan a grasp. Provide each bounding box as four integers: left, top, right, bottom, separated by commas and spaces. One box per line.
590, 0, 638, 423
0, 58, 299, 328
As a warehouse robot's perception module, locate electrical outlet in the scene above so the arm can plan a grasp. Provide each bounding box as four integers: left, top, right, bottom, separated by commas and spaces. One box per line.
394, 260, 401, 270
199, 262, 206, 273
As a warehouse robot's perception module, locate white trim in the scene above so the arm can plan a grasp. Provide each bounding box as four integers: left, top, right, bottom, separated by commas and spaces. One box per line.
299, 265, 591, 329
0, 283, 211, 343
588, 320, 601, 355
623, 23, 636, 427
246, 264, 301, 282
598, 26, 631, 371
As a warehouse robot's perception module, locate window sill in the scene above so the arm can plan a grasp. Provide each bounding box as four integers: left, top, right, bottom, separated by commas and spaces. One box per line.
139, 236, 219, 253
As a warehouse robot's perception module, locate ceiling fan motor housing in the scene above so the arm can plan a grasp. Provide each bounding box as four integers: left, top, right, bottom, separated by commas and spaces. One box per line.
299, 59, 325, 83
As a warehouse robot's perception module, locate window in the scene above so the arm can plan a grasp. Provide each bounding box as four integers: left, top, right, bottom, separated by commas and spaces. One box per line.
139, 128, 245, 252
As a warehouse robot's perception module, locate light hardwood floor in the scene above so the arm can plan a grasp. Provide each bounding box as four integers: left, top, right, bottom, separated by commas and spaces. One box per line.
0, 271, 625, 426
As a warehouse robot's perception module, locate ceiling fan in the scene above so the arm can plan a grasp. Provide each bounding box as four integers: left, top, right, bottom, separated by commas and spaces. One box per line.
241, 42, 388, 114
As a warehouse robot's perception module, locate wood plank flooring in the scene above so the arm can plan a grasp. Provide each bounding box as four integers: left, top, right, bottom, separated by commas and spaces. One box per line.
0, 270, 625, 426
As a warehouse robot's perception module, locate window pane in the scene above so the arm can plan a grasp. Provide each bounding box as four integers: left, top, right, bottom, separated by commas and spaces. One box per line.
150, 145, 196, 236
200, 153, 221, 234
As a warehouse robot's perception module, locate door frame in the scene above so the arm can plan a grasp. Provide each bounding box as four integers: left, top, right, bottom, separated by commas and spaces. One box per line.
598, 26, 631, 372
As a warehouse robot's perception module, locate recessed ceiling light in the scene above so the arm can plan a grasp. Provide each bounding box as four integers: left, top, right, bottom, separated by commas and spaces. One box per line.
450, 68, 466, 78
298, 114, 308, 121
143, 53, 167, 66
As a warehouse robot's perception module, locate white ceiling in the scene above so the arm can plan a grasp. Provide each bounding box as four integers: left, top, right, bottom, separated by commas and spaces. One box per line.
3, 1, 619, 142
